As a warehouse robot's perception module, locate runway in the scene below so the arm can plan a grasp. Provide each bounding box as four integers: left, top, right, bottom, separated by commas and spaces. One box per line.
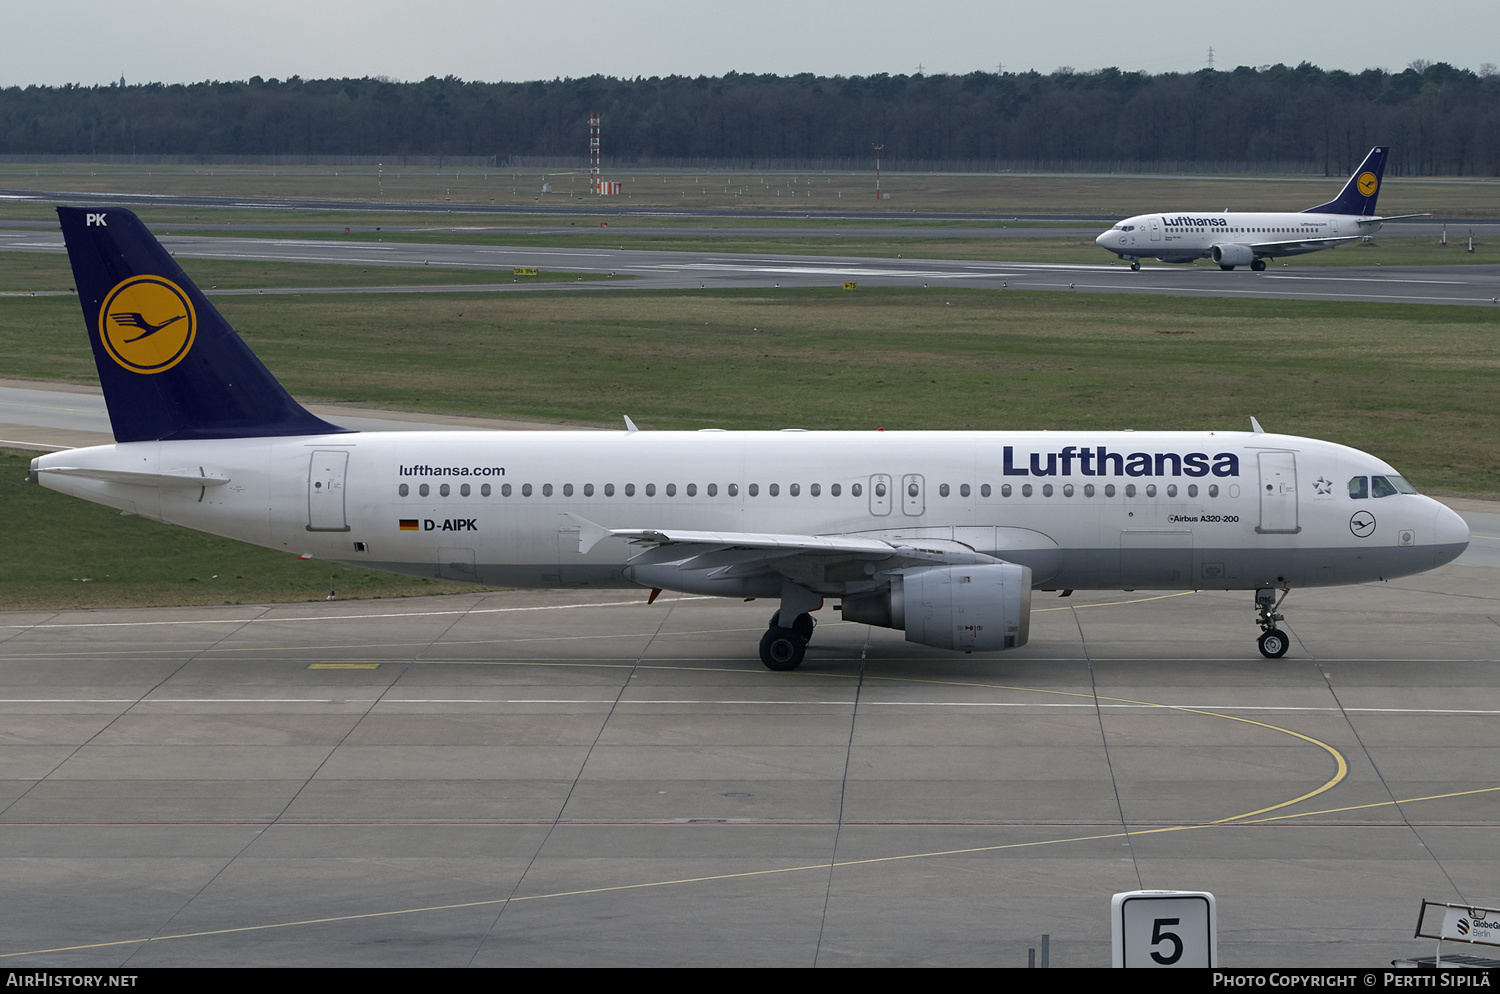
5, 224, 1500, 306
0, 545, 1496, 967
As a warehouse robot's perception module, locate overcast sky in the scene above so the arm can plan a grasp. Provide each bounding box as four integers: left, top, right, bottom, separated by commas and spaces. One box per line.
7, 1, 1497, 87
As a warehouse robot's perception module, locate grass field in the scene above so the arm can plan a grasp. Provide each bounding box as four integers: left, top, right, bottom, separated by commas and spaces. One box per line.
0, 252, 623, 293
5, 285, 1496, 496
1, 162, 1495, 216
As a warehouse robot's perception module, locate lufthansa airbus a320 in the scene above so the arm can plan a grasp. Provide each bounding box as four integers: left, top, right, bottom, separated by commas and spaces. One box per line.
32, 207, 1468, 670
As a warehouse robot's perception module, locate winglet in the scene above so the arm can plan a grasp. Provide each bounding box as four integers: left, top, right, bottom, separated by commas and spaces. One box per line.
623, 415, 639, 433
1250, 416, 1265, 434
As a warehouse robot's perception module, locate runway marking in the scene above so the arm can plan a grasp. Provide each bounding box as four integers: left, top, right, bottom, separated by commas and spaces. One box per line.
0, 590, 1183, 634
9, 783, 1495, 961
0, 596, 712, 630
4, 696, 1497, 716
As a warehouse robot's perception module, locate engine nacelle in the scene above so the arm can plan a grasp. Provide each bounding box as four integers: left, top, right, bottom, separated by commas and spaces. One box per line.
1210, 242, 1255, 267
842, 562, 1032, 652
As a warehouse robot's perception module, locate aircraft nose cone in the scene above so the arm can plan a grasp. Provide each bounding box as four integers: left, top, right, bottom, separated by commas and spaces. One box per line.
1095, 231, 1109, 248
1433, 502, 1471, 567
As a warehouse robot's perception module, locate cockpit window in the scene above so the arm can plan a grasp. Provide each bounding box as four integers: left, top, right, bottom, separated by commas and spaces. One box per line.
1370, 475, 1417, 497
1356, 474, 1419, 499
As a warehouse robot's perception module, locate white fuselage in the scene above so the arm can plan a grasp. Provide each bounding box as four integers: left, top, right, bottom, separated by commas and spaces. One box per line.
1096, 211, 1377, 264
33, 429, 1468, 597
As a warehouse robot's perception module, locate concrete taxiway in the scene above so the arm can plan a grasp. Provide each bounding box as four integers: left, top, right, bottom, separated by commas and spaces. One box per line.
0, 543, 1496, 967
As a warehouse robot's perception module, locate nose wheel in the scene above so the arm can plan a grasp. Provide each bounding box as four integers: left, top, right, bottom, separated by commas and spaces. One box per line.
1257, 628, 1290, 658
1254, 586, 1290, 658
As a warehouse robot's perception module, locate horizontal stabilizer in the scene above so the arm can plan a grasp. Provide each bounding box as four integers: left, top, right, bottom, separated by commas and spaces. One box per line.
35, 465, 230, 488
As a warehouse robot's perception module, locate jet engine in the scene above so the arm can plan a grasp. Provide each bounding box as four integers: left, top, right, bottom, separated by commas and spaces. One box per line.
1210, 243, 1256, 267
841, 562, 1032, 652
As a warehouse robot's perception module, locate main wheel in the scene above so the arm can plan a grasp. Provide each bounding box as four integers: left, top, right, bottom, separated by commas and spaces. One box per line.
1250, 258, 1267, 272
1257, 629, 1290, 658
1130, 261, 1141, 271
760, 627, 806, 671
767, 610, 816, 642
1220, 264, 1235, 271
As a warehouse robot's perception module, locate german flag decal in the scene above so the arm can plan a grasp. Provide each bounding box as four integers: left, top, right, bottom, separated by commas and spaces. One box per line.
399, 519, 419, 531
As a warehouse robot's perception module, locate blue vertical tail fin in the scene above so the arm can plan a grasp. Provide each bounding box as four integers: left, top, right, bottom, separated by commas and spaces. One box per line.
1303, 146, 1389, 216
57, 206, 351, 443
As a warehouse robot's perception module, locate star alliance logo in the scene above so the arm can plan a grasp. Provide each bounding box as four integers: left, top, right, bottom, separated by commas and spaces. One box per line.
1313, 477, 1333, 496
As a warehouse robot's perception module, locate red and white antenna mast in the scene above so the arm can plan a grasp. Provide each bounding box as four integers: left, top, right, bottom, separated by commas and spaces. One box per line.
589, 113, 601, 196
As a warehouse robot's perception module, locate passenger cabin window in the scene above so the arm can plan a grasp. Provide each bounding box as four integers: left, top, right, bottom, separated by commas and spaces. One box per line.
440, 484, 450, 497
482, 484, 491, 497
399, 484, 409, 497
851, 483, 862, 497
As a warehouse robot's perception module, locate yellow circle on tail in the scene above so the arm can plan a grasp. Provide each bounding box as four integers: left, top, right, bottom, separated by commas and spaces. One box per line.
98, 276, 197, 374
1357, 171, 1378, 197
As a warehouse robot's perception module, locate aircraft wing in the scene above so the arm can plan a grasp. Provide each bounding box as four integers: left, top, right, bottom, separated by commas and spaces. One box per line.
569, 516, 1001, 593
1249, 234, 1366, 253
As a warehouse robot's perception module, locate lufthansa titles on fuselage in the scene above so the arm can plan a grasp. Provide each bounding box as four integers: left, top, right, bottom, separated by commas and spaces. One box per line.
1001, 445, 1239, 478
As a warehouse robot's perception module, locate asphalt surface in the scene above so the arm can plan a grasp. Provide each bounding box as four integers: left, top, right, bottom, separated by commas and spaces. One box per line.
4, 224, 1500, 306
0, 555, 1497, 967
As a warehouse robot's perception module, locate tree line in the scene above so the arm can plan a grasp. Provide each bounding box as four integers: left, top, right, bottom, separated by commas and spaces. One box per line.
3, 62, 1498, 175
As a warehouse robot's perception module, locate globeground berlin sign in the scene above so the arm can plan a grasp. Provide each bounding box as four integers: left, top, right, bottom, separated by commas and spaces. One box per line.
1415, 900, 1500, 966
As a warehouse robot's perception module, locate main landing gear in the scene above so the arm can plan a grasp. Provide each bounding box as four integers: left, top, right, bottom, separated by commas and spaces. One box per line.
1250, 258, 1267, 272
1130, 261, 1141, 271
1254, 586, 1290, 658
759, 610, 816, 671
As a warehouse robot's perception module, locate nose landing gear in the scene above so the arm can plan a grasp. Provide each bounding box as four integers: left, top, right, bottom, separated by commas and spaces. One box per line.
1255, 586, 1290, 657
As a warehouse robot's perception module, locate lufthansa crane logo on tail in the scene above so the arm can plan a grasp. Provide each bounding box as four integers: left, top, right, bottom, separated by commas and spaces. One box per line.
1357, 171, 1379, 197
98, 276, 197, 374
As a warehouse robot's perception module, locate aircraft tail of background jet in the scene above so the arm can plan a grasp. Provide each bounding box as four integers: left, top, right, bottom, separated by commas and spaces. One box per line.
1302, 146, 1388, 216
56, 206, 349, 444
